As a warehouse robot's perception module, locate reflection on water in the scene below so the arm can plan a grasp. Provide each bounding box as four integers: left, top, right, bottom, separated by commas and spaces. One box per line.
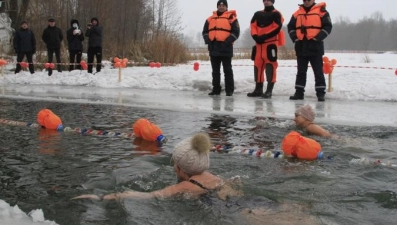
211, 96, 234, 112
0, 98, 396, 224
38, 129, 61, 155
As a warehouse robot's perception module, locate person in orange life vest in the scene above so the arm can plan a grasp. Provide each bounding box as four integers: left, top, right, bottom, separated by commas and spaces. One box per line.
202, 0, 240, 96
287, 0, 332, 102
294, 104, 331, 137
247, 0, 283, 99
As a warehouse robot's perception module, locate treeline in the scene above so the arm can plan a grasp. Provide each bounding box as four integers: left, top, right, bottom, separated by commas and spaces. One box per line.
6, 0, 188, 63
204, 12, 397, 52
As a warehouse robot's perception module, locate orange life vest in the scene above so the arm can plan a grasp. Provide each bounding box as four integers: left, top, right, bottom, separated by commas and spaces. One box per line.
293, 2, 327, 40
251, 9, 285, 46
207, 10, 237, 42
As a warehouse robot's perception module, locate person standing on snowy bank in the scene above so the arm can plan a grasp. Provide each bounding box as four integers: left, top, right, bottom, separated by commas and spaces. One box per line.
202, 0, 240, 97
13, 21, 36, 74
67, 19, 84, 71
287, 0, 332, 102
85, 17, 103, 74
247, 0, 284, 99
42, 18, 63, 76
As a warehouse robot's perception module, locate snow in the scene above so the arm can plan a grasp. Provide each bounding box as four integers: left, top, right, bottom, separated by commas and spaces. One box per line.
1, 52, 396, 102
0, 200, 58, 225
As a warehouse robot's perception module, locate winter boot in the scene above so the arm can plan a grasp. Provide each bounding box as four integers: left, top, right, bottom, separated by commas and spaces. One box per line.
208, 86, 221, 96
261, 82, 274, 99
289, 90, 304, 100
247, 82, 263, 97
317, 93, 325, 102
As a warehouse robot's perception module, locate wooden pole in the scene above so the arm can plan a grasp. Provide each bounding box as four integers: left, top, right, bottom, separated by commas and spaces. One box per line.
328, 70, 333, 92
118, 67, 122, 82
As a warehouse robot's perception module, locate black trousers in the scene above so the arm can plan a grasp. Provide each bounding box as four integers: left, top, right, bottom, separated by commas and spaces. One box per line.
294, 55, 326, 96
210, 56, 234, 93
69, 50, 82, 71
47, 48, 62, 72
87, 47, 102, 73
15, 52, 34, 74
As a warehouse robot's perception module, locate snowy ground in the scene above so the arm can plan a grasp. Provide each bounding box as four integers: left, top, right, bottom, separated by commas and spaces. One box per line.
1, 52, 397, 127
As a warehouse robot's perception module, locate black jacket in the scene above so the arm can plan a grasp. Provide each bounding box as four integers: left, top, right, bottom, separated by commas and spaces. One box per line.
67, 19, 84, 51
287, 4, 332, 56
13, 28, 36, 53
85, 18, 103, 48
42, 25, 63, 49
202, 11, 240, 57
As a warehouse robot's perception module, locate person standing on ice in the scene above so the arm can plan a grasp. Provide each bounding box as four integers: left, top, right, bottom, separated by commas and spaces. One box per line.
42, 18, 63, 76
247, 0, 284, 99
202, 0, 240, 96
287, 0, 332, 102
85, 17, 103, 74
13, 21, 36, 74
67, 19, 84, 71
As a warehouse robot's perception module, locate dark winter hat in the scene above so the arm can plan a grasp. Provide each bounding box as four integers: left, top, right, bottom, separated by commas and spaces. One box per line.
217, 0, 228, 8
91, 17, 99, 23
21, 21, 28, 25
264, 0, 275, 3
70, 19, 79, 26
48, 18, 55, 22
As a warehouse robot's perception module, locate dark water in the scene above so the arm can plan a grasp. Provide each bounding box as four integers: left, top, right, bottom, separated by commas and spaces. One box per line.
0, 98, 396, 225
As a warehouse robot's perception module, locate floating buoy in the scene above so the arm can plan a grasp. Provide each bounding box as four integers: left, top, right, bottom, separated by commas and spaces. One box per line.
37, 109, 63, 130
132, 118, 166, 144
281, 131, 323, 160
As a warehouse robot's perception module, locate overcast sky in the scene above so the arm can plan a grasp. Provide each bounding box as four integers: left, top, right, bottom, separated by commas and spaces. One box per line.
178, 0, 397, 34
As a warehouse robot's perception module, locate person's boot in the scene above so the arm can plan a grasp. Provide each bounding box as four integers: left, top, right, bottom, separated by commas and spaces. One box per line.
208, 86, 221, 96
289, 90, 304, 100
48, 68, 53, 76
261, 82, 274, 99
317, 93, 325, 102
247, 82, 263, 97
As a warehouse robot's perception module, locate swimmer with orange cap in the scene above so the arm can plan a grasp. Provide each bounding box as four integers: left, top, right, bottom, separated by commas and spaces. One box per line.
294, 104, 331, 137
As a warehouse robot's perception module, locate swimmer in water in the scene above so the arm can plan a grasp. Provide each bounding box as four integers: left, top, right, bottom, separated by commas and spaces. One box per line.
72, 132, 241, 201
294, 104, 331, 137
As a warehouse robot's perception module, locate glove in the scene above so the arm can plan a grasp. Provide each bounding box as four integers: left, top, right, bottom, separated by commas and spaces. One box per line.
204, 36, 210, 45
252, 35, 266, 44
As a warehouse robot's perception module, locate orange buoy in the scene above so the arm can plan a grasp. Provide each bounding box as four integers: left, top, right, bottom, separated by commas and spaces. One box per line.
281, 131, 323, 160
133, 118, 151, 138
141, 122, 163, 142
132, 118, 167, 144
37, 109, 63, 130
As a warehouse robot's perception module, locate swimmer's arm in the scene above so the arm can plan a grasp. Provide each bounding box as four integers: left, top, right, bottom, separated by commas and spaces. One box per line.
104, 182, 191, 200
306, 124, 331, 137
71, 183, 193, 201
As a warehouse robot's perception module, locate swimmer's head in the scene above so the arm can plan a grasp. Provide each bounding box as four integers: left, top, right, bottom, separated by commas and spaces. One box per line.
172, 133, 211, 176
295, 105, 315, 122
